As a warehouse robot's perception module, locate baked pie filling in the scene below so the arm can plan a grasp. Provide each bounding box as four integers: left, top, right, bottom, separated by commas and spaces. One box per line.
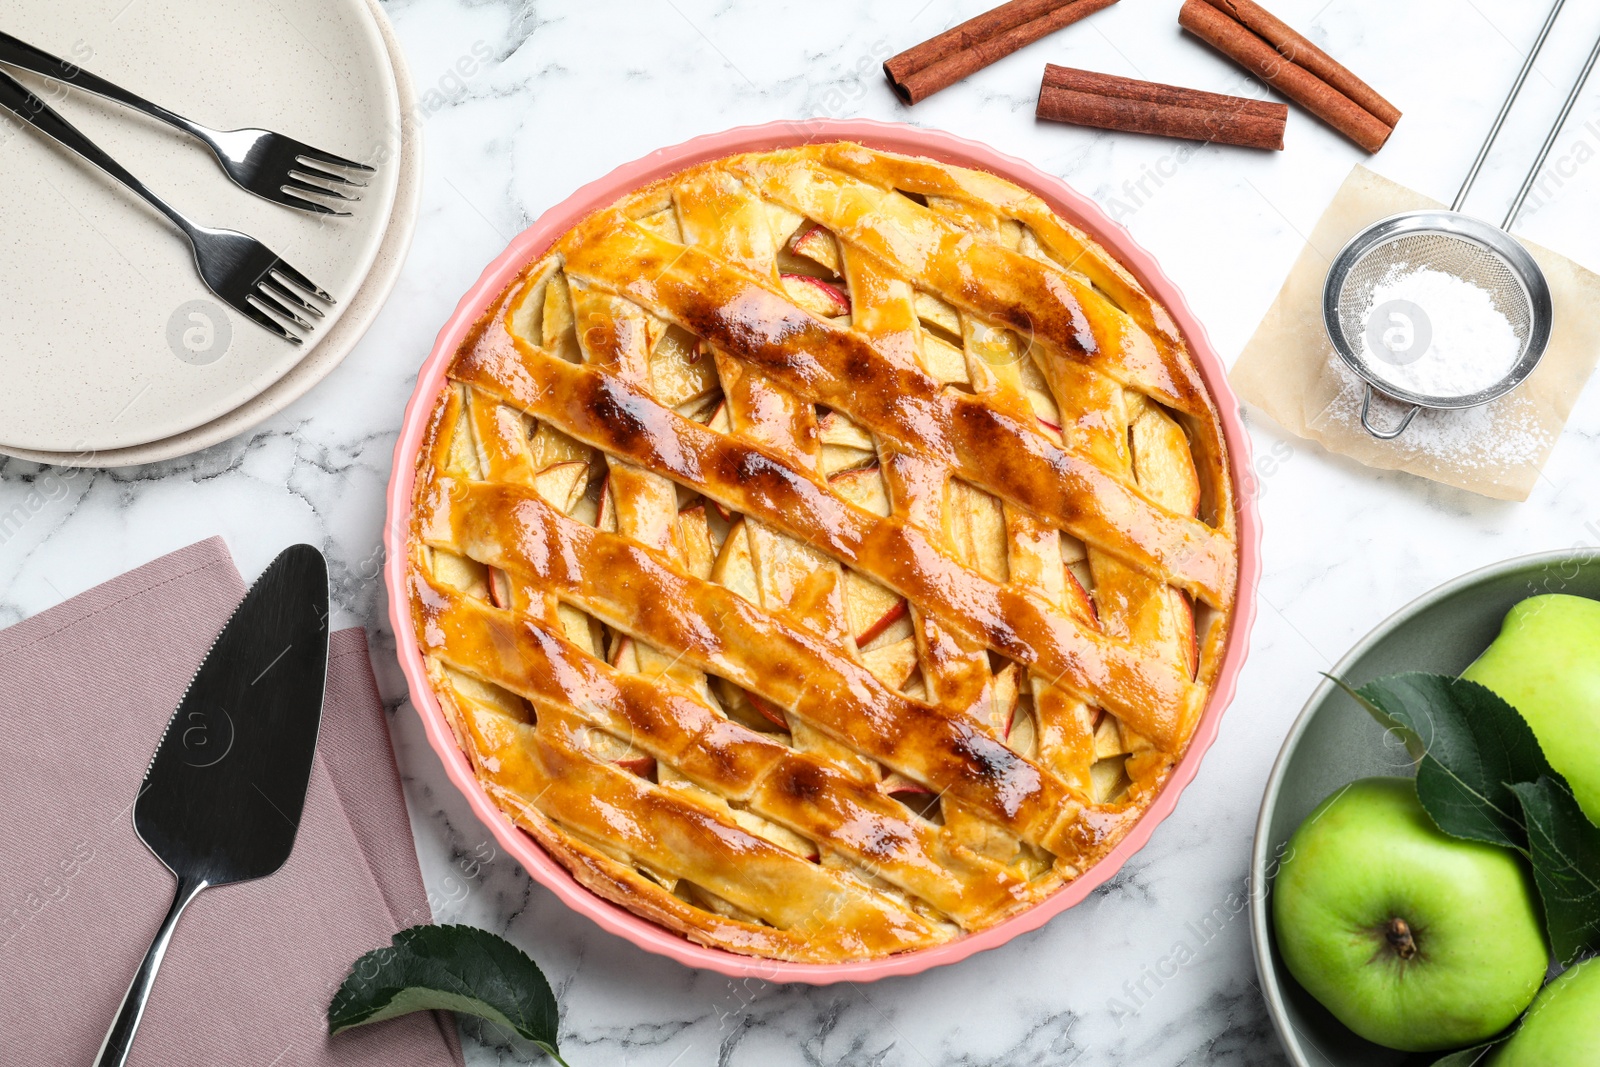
407, 142, 1239, 963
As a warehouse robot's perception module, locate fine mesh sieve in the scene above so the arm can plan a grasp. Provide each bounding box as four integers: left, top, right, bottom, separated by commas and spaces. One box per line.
1336, 233, 1535, 348
1322, 0, 1597, 439
1323, 214, 1551, 438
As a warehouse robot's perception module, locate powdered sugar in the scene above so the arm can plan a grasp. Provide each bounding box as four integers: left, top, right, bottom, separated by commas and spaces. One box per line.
1356, 265, 1522, 398
1322, 354, 1552, 473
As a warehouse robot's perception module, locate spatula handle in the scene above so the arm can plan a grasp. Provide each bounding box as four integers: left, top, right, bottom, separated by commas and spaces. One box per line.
93, 872, 208, 1067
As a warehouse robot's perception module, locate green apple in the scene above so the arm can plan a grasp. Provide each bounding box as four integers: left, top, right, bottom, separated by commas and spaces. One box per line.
1462, 594, 1600, 825
1273, 777, 1547, 1051
1495, 957, 1600, 1065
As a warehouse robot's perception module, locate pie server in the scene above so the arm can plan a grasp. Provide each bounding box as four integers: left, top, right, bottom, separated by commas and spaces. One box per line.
93, 545, 330, 1067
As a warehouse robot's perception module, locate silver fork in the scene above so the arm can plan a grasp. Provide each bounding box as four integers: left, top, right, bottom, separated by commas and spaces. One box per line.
0, 29, 372, 216
0, 70, 330, 343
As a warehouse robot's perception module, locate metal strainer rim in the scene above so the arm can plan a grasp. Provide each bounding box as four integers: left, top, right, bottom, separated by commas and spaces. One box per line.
1321, 210, 1554, 410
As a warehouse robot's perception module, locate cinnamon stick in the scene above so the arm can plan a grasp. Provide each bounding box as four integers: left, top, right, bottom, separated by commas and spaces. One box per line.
886, 0, 1119, 105
1178, 0, 1397, 152
1201, 0, 1400, 127
1037, 65, 1288, 150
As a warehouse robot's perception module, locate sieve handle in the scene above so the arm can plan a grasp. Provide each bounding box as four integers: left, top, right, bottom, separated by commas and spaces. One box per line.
1454, 0, 1567, 212
1359, 385, 1419, 440
1504, 25, 1600, 228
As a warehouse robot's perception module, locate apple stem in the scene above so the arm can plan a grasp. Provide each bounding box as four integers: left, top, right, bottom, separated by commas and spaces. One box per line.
1385, 917, 1418, 960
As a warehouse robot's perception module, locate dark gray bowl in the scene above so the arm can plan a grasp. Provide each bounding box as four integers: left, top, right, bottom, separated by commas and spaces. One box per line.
1249, 550, 1600, 1066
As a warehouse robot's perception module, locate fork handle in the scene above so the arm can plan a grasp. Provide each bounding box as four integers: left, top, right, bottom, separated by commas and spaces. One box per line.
0, 69, 198, 240
0, 30, 195, 135
93, 872, 209, 1067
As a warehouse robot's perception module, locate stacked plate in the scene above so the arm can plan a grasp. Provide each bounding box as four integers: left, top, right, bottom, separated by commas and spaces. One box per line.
0, 0, 420, 466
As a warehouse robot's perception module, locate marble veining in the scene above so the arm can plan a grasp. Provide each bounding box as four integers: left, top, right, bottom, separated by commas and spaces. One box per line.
5, 0, 1600, 1062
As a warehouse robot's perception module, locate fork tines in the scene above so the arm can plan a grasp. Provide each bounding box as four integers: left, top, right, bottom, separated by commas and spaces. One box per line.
280, 151, 373, 216
245, 262, 334, 345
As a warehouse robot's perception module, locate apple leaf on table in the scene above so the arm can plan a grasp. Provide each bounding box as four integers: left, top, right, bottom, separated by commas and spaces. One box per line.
328, 923, 569, 1065
1507, 777, 1600, 964
1332, 673, 1550, 849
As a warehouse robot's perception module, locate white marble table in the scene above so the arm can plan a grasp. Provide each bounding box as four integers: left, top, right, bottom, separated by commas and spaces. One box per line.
6, 0, 1600, 1062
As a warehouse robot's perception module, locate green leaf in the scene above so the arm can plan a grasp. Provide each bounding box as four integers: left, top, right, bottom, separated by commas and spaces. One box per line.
1508, 777, 1600, 964
328, 924, 568, 1065
1333, 673, 1551, 849
1335, 670, 1600, 964
1430, 1043, 1497, 1066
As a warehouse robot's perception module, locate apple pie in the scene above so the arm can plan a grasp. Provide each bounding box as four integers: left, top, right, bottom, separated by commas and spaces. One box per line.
407, 142, 1239, 963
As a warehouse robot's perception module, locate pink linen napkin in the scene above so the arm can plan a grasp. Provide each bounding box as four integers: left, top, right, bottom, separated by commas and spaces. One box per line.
0, 537, 462, 1066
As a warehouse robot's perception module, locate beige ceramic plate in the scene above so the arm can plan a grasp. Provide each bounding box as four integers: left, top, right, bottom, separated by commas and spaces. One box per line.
0, 0, 419, 468
0, 0, 403, 454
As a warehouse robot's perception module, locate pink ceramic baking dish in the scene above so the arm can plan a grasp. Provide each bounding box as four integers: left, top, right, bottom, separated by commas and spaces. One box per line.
385, 118, 1261, 983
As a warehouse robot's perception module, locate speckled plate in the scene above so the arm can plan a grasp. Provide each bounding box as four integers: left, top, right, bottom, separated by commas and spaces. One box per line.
0, 0, 403, 455
1250, 550, 1600, 1066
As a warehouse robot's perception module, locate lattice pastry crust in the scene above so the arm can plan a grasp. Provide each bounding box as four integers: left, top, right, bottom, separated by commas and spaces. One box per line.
408, 142, 1238, 963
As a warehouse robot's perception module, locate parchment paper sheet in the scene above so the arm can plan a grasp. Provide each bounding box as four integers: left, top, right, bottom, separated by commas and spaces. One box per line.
1231, 165, 1600, 501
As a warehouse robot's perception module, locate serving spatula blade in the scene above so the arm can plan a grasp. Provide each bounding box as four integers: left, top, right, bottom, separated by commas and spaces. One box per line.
134, 543, 330, 882
94, 544, 330, 1067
